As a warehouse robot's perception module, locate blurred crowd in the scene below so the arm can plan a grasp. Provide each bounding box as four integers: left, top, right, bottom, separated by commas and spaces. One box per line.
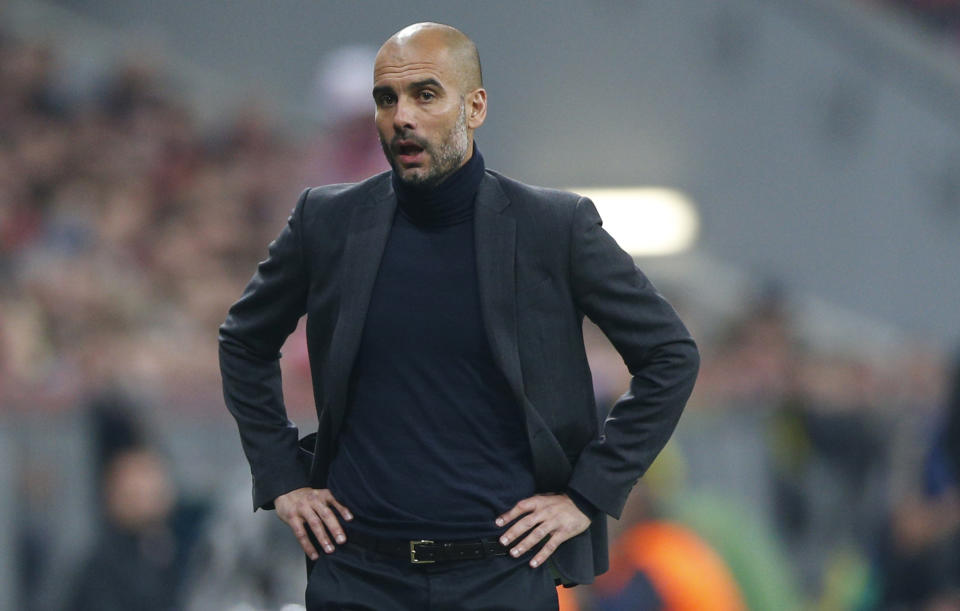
0, 30, 385, 419
2, 26, 959, 611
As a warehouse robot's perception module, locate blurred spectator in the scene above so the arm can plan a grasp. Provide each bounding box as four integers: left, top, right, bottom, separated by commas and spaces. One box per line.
694, 284, 794, 405
303, 45, 386, 184
593, 519, 745, 611
768, 350, 889, 597
66, 446, 179, 611
87, 391, 147, 483
590, 456, 747, 611
877, 347, 960, 608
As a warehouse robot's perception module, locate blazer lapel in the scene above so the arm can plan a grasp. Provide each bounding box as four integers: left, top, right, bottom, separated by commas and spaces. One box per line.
474, 174, 523, 399
475, 173, 572, 490
325, 178, 396, 434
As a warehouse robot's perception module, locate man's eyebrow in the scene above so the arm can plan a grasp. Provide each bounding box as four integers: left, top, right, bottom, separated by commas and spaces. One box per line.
372, 78, 444, 100
409, 78, 443, 90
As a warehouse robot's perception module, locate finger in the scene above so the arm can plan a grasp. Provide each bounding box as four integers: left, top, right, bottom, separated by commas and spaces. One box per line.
314, 503, 347, 545
508, 521, 553, 558
499, 512, 542, 547
327, 496, 353, 522
530, 532, 564, 568
496, 497, 538, 527
500, 498, 561, 546
289, 517, 320, 560
303, 510, 335, 554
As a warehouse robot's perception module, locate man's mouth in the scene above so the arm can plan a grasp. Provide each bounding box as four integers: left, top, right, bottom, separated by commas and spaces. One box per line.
394, 140, 426, 165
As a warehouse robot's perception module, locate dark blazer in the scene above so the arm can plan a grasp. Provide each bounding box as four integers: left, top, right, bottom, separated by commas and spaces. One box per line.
219, 169, 699, 585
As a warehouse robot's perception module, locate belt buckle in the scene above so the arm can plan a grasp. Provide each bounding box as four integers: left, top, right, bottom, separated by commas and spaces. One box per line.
410, 539, 435, 564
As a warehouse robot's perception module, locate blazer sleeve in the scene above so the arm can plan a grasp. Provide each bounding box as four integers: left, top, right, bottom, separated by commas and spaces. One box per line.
565, 196, 699, 519
218, 188, 312, 511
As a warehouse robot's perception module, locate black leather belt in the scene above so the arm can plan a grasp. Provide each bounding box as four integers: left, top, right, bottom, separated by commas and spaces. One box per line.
346, 531, 510, 564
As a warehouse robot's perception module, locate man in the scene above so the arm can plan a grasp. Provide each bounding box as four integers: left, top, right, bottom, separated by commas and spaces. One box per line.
219, 22, 699, 610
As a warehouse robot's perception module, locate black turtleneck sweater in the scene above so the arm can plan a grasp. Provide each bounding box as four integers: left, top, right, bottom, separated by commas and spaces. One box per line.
327, 149, 536, 540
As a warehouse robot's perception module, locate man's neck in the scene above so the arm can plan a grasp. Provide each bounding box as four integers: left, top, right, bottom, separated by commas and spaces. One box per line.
392, 144, 485, 227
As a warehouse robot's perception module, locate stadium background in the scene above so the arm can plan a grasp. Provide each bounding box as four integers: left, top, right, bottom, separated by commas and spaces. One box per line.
2, 0, 959, 608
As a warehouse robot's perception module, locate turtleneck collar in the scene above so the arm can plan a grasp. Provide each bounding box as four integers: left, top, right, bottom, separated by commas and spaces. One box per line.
392, 144, 485, 227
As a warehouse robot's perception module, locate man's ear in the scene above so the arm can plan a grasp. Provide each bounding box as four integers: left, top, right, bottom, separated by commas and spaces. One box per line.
466, 88, 487, 130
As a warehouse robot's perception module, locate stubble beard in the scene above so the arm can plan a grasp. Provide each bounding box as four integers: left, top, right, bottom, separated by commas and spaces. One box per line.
383, 101, 469, 188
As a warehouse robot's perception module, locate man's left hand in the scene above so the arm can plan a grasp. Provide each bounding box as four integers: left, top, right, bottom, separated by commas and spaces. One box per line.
495, 493, 591, 568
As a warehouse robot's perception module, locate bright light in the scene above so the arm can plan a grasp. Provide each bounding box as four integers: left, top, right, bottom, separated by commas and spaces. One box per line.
565, 187, 700, 256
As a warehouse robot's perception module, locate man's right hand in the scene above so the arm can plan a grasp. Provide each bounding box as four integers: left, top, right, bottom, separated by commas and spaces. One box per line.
274, 487, 353, 560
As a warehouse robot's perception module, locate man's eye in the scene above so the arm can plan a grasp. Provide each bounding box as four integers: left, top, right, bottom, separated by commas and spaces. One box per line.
419, 91, 435, 101
378, 94, 396, 106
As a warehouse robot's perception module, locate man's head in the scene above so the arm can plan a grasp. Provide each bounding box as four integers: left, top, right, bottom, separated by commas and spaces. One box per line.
373, 23, 486, 187
102, 448, 174, 531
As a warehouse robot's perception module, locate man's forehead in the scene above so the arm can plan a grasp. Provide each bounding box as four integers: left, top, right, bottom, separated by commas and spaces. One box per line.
373, 42, 455, 85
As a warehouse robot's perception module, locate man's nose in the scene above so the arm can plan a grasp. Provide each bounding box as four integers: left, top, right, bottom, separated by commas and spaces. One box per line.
393, 97, 416, 131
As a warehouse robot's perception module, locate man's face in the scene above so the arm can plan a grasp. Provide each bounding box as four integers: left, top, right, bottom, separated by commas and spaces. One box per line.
373, 40, 471, 187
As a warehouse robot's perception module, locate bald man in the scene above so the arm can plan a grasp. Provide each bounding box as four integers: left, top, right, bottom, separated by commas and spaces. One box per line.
220, 22, 699, 610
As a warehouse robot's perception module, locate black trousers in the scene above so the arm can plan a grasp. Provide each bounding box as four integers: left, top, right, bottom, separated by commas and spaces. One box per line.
304, 541, 559, 610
